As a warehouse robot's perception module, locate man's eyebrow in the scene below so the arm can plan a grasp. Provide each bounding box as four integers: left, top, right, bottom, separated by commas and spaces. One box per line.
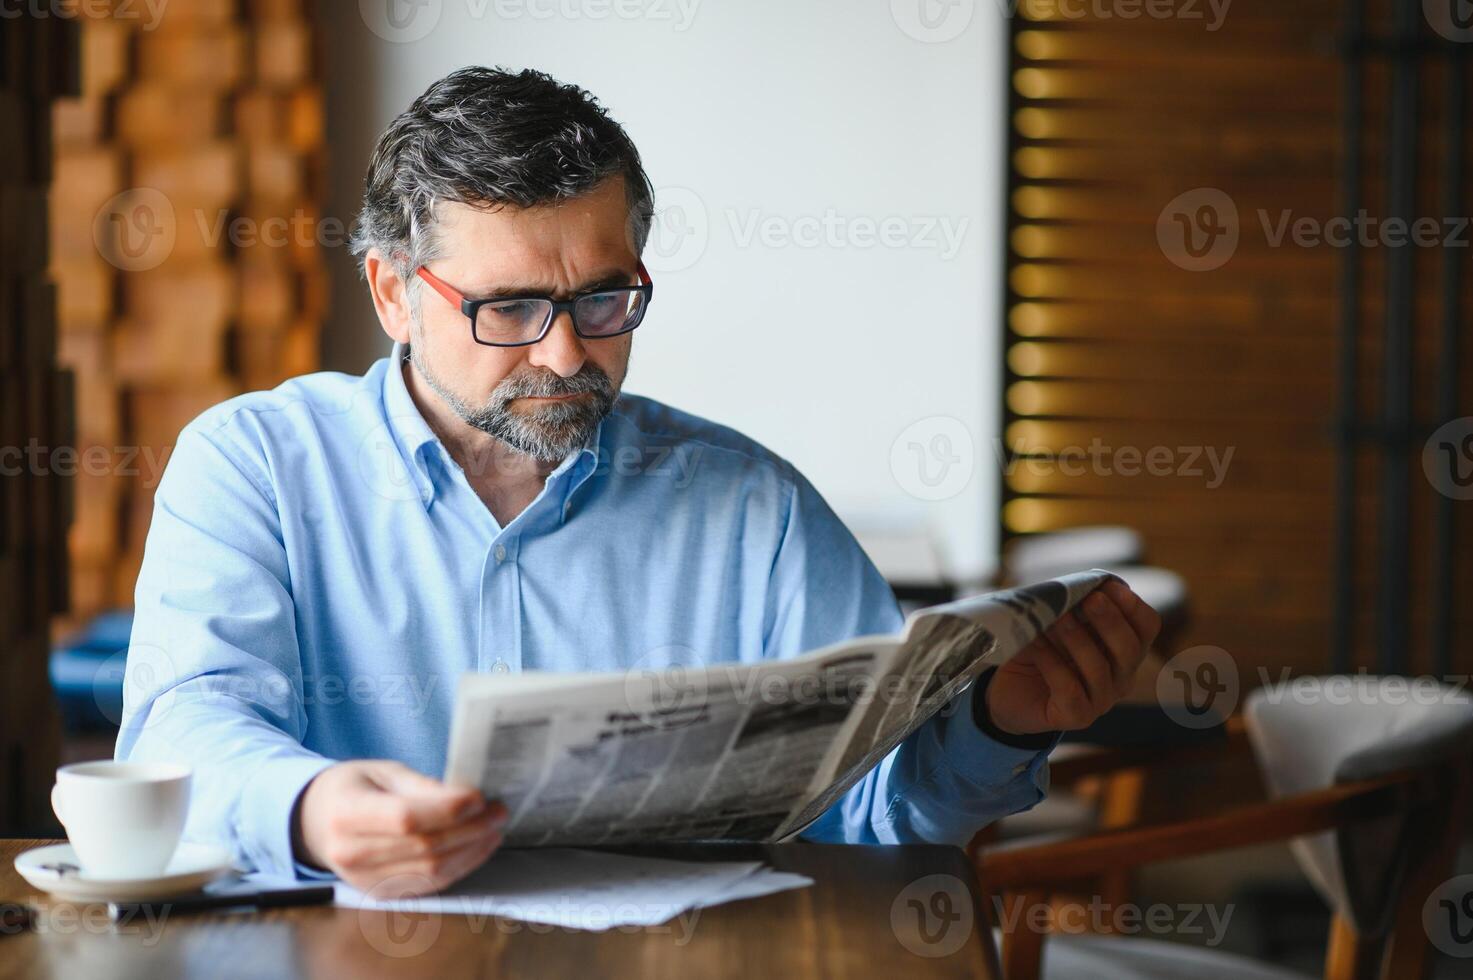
469, 269, 634, 300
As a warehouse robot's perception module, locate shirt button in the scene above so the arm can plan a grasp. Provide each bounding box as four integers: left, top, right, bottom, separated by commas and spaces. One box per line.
491, 659, 510, 674
494, 545, 507, 563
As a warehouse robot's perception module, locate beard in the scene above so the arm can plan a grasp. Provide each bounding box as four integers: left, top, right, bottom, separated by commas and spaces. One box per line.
408, 342, 618, 464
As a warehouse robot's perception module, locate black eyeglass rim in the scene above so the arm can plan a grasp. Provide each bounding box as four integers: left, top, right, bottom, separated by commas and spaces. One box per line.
460, 282, 655, 348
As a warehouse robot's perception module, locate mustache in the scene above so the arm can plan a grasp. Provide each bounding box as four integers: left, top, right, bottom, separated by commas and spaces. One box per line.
492, 364, 615, 403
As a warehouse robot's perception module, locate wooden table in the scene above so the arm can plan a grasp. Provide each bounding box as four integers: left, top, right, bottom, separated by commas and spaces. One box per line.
0, 840, 999, 978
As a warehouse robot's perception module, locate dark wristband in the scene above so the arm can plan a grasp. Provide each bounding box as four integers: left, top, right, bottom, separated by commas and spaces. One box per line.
972, 668, 1059, 751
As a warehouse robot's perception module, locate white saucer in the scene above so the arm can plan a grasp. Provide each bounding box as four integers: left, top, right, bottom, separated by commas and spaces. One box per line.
14, 842, 237, 903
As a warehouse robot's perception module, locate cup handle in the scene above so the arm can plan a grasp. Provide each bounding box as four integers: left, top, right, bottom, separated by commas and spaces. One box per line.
51, 784, 65, 829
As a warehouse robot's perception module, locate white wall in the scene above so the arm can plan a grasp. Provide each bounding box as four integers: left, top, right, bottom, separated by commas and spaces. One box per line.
320, 0, 1006, 579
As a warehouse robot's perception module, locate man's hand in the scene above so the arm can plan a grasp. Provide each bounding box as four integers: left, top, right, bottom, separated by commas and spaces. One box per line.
985, 579, 1162, 736
293, 760, 506, 897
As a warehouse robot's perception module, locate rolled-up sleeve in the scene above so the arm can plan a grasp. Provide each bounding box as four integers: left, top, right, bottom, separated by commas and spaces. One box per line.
763, 473, 1055, 846
115, 419, 334, 878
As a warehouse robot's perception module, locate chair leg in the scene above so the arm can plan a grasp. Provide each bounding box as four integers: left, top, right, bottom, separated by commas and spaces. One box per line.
1095, 767, 1146, 918
1324, 915, 1385, 980
999, 888, 1049, 980
1380, 761, 1472, 980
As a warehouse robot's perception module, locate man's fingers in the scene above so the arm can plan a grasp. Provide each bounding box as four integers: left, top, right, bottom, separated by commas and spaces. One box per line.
334, 807, 506, 869
1103, 580, 1163, 647
331, 770, 497, 837
1029, 642, 1091, 723
1079, 592, 1145, 693
356, 827, 504, 896
367, 761, 488, 832
1048, 612, 1114, 713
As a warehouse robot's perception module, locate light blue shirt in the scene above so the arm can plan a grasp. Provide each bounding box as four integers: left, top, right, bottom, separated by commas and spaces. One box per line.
116, 342, 1053, 878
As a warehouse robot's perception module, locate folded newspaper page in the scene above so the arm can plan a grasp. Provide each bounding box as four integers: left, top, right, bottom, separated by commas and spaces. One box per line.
444, 568, 1118, 847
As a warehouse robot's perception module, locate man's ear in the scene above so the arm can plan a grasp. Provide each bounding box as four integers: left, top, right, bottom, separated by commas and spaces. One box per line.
364, 248, 414, 345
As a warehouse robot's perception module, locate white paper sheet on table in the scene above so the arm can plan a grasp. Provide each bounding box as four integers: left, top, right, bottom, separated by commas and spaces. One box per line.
332, 848, 813, 931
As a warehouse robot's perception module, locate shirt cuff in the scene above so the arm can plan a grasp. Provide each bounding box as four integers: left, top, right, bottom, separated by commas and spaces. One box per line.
236, 753, 338, 879
971, 667, 1060, 750
940, 673, 1062, 787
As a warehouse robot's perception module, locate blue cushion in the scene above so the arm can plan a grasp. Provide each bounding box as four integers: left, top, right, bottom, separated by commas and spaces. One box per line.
50, 610, 134, 733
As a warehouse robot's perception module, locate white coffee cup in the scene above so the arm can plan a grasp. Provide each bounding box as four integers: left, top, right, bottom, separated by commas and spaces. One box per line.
51, 761, 191, 879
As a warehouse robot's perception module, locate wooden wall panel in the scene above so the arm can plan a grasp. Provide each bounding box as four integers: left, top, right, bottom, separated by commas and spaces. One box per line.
48, 2, 327, 628
1002, 1, 1472, 682
1, 12, 76, 834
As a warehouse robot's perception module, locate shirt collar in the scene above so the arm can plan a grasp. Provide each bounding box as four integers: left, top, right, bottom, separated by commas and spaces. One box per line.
381, 341, 606, 514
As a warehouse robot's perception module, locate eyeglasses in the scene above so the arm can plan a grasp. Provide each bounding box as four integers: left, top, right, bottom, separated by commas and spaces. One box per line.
416, 262, 654, 348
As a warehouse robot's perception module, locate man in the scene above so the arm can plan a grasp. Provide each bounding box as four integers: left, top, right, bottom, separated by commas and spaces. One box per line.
118, 66, 1159, 897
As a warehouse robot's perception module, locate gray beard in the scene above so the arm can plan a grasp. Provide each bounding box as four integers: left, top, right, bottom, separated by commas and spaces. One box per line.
407, 343, 617, 464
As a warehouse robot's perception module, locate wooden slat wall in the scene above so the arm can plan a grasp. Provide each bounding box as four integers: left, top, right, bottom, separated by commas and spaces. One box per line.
1002, 1, 1472, 679
1, 13, 76, 833
48, 0, 325, 627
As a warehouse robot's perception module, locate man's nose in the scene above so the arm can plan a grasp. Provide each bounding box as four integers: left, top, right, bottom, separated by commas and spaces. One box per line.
527, 311, 587, 378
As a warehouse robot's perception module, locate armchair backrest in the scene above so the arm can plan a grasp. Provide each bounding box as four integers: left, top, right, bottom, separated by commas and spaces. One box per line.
1244, 675, 1473, 937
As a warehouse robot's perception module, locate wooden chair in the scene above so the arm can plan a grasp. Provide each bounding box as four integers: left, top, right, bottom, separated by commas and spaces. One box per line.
970, 676, 1473, 980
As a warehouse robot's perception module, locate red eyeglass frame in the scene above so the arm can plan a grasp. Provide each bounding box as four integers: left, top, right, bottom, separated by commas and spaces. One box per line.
415, 262, 654, 347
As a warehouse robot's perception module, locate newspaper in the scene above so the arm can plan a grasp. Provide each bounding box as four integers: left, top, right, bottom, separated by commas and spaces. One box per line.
444, 568, 1117, 847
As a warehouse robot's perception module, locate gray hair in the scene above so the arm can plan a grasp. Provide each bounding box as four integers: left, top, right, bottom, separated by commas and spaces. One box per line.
348, 66, 655, 315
